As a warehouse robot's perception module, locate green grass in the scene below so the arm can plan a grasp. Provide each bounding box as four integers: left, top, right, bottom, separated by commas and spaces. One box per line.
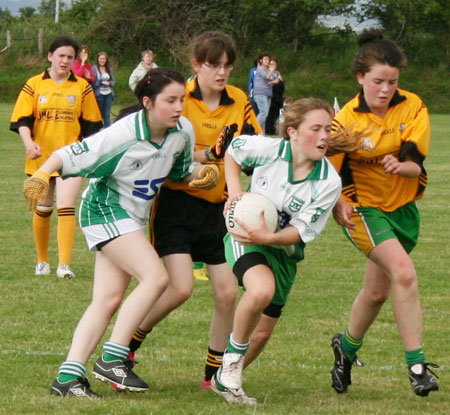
0, 104, 448, 414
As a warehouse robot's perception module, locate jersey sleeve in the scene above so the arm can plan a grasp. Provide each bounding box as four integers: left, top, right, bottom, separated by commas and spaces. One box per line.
400, 98, 430, 160
56, 121, 133, 178
79, 81, 103, 138
290, 176, 342, 244
10, 76, 37, 133
168, 120, 196, 182
240, 96, 263, 136
227, 134, 280, 168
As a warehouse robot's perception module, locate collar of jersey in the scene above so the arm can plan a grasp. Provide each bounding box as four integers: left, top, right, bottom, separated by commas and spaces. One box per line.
354, 88, 406, 113
135, 109, 179, 147
43, 69, 77, 82
189, 78, 235, 106
279, 139, 329, 182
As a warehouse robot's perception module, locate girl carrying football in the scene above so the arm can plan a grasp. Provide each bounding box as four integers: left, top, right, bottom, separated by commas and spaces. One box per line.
212, 98, 342, 404
23, 67, 219, 398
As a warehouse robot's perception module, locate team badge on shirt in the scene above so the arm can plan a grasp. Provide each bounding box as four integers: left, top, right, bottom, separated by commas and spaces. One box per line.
130, 160, 143, 170
38, 95, 47, 104
256, 176, 268, 189
288, 196, 304, 212
399, 123, 405, 132
67, 95, 76, 106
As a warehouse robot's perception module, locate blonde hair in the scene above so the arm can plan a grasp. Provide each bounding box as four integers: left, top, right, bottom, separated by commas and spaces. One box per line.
278, 98, 333, 138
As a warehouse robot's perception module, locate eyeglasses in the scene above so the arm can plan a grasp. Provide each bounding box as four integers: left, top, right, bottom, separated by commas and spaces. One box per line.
203, 62, 234, 72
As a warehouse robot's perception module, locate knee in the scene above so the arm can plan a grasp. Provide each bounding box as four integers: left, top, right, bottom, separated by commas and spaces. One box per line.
364, 286, 389, 306
214, 285, 237, 310
92, 293, 123, 319
248, 289, 273, 311
168, 283, 193, 307
393, 268, 418, 291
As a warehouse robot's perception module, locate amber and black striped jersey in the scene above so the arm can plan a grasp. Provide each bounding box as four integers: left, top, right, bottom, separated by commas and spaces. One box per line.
164, 78, 262, 203
329, 88, 430, 212
10, 70, 103, 175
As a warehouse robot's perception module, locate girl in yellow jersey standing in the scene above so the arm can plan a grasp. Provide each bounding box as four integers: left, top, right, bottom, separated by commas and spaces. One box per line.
10, 36, 103, 279
125, 32, 262, 400
329, 29, 438, 397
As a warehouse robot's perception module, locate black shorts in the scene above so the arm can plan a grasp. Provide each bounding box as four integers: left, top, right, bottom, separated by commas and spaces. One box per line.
152, 187, 227, 264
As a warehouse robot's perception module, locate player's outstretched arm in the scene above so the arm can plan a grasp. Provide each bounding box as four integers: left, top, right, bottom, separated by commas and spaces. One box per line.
188, 164, 220, 190
23, 154, 64, 211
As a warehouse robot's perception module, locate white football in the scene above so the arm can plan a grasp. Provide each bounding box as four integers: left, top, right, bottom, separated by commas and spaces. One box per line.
226, 193, 278, 233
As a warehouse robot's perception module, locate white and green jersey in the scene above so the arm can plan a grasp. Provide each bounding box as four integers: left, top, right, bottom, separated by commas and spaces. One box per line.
55, 110, 196, 228
228, 134, 342, 260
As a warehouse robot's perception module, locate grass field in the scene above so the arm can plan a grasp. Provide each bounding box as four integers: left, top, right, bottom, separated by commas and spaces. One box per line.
0, 103, 448, 414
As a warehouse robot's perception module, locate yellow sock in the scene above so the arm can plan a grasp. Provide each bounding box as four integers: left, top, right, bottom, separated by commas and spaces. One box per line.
33, 206, 53, 263
57, 207, 76, 266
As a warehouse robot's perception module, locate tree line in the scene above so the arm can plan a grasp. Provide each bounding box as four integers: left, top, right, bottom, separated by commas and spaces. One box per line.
0, 0, 448, 68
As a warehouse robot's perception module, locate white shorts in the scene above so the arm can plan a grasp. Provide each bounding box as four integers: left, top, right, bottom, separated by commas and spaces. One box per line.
82, 218, 144, 251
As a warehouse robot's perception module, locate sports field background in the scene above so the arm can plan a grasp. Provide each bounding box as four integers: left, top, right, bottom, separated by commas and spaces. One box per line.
0, 104, 448, 414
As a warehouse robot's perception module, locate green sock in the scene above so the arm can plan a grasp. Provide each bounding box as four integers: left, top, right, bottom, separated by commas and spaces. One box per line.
226, 333, 249, 355
341, 329, 363, 361
59, 373, 78, 382
58, 361, 85, 382
405, 347, 425, 366
103, 351, 122, 362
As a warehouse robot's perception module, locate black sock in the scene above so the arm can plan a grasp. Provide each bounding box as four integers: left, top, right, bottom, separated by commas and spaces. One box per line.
129, 328, 152, 352
204, 347, 224, 380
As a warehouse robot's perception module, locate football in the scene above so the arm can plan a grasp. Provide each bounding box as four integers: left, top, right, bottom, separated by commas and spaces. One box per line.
226, 193, 278, 233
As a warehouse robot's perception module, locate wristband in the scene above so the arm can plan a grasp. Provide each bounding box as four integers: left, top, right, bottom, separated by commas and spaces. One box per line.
32, 170, 51, 182
205, 146, 217, 162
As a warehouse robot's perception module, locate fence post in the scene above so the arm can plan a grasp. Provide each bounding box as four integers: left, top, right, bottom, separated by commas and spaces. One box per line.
38, 28, 44, 57
6, 30, 11, 48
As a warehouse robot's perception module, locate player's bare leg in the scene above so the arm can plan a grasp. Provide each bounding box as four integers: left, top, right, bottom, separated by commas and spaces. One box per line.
207, 263, 238, 351
137, 253, 195, 331
245, 314, 279, 368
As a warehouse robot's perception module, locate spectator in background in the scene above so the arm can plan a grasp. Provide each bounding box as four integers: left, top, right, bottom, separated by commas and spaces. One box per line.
72, 45, 96, 84
253, 53, 276, 133
129, 50, 158, 92
247, 57, 259, 114
265, 58, 285, 135
92, 52, 115, 127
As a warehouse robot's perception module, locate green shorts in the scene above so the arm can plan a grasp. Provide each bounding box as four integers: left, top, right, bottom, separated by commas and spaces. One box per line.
344, 202, 420, 256
224, 233, 301, 316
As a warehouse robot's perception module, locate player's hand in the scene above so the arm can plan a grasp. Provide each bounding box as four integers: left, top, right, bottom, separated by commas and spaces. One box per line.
189, 164, 220, 190
381, 154, 402, 175
210, 123, 238, 159
332, 199, 356, 231
23, 170, 50, 211
231, 212, 273, 245
25, 142, 42, 160
223, 192, 245, 216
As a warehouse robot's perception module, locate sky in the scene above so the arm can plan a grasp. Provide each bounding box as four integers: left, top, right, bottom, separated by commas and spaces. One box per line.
0, 0, 69, 15
1, 1, 377, 31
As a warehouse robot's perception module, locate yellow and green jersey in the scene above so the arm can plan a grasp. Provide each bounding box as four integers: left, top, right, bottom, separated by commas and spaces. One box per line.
164, 78, 262, 203
10, 70, 103, 175
329, 88, 430, 212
